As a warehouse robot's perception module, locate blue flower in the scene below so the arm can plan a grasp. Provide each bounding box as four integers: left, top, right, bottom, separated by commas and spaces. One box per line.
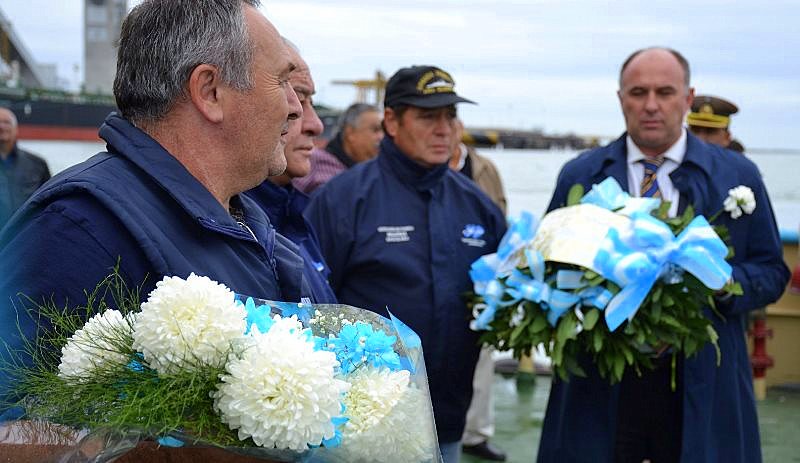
328, 322, 401, 373
240, 297, 275, 335
321, 409, 349, 448
126, 352, 145, 372
364, 329, 401, 370
272, 301, 312, 325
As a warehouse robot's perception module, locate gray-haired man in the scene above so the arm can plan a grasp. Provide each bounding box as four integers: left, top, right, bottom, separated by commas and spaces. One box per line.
293, 102, 383, 194
0, 0, 304, 407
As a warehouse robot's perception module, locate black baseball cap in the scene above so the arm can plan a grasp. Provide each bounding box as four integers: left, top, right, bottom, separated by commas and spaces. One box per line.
384, 65, 476, 109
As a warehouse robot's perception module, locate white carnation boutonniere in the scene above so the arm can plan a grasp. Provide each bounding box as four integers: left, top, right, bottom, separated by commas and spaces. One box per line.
723, 185, 756, 219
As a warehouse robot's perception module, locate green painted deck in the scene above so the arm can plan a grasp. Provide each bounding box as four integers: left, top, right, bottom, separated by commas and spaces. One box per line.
462, 374, 800, 463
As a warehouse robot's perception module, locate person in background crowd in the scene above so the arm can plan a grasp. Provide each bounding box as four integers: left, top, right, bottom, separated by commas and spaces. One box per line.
293, 102, 382, 194
538, 47, 789, 463
0, 0, 304, 413
0, 107, 50, 230
686, 94, 744, 152
450, 118, 507, 462
305, 65, 507, 463
727, 139, 745, 153
245, 39, 336, 304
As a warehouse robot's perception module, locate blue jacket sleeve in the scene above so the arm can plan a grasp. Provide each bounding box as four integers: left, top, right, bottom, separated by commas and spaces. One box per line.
0, 195, 150, 403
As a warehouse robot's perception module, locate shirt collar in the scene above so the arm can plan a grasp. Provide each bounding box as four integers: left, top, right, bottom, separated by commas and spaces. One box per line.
325, 132, 356, 168
452, 143, 468, 171
0, 144, 18, 167
378, 137, 449, 192
98, 113, 251, 229
626, 128, 687, 166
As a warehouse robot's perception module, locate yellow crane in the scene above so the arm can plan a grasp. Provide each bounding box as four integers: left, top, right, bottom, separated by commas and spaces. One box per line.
331, 70, 387, 107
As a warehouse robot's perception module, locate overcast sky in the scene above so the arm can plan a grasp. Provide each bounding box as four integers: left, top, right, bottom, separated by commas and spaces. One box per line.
2, 0, 799, 149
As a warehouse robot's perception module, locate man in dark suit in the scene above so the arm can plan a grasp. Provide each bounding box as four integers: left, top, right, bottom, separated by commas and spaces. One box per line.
537, 47, 789, 463
0, 107, 50, 229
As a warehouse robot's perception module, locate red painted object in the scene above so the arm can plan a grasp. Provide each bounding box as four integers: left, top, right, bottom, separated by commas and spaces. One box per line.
749, 317, 774, 379
791, 262, 800, 294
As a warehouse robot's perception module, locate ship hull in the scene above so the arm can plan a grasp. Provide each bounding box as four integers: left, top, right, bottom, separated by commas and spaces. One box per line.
0, 90, 116, 141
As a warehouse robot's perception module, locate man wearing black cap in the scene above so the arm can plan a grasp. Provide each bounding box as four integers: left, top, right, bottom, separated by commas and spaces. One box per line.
686, 95, 744, 151
305, 65, 507, 463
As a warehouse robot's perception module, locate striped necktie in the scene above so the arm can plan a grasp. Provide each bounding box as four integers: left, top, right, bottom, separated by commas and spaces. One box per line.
640, 157, 664, 198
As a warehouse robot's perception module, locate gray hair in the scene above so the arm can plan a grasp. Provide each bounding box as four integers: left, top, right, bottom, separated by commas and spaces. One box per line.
619, 47, 691, 89
114, 0, 261, 126
338, 103, 379, 132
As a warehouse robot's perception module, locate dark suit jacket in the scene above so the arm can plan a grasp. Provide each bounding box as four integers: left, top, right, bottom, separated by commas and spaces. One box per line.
0, 145, 50, 228
537, 132, 790, 463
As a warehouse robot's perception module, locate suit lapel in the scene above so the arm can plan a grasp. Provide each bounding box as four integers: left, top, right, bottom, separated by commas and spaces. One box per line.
599, 132, 714, 216
598, 135, 630, 192
670, 134, 714, 216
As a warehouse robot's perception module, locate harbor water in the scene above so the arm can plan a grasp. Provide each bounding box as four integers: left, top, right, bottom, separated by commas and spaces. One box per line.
20, 140, 800, 234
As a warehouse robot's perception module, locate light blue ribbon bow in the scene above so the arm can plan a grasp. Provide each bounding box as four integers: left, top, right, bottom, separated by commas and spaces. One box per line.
581, 177, 661, 216
503, 249, 582, 327
470, 279, 519, 331
556, 270, 614, 310
594, 212, 732, 331
470, 212, 538, 286
470, 212, 539, 330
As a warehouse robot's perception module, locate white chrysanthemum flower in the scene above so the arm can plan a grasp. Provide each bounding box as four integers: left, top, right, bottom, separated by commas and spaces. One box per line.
58, 309, 133, 382
723, 185, 756, 219
132, 273, 247, 375
214, 315, 349, 450
338, 368, 435, 463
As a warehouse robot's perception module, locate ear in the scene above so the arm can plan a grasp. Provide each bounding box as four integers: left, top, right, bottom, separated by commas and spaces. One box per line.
342, 124, 354, 141
188, 64, 225, 124
383, 108, 399, 138
686, 86, 695, 110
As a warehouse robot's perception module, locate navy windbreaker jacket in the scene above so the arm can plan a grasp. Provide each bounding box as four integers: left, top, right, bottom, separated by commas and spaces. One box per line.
305, 137, 507, 443
537, 133, 789, 463
245, 181, 337, 304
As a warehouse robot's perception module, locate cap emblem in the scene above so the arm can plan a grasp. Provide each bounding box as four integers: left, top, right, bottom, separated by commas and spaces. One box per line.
417, 70, 456, 95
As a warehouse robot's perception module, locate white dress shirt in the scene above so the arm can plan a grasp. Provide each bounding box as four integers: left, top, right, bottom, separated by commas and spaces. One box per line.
626, 129, 687, 218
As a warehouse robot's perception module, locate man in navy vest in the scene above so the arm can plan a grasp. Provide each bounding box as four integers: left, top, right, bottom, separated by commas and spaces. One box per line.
537, 47, 789, 463
0, 0, 303, 409
306, 65, 507, 463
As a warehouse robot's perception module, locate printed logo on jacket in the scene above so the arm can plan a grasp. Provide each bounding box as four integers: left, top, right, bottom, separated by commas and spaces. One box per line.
461, 223, 486, 247
378, 225, 414, 243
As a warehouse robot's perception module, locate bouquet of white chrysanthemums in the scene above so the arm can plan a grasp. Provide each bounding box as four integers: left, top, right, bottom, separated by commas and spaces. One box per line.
6, 273, 439, 463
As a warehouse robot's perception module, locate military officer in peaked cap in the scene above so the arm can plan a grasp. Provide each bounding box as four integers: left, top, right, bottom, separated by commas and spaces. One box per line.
687, 95, 744, 151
